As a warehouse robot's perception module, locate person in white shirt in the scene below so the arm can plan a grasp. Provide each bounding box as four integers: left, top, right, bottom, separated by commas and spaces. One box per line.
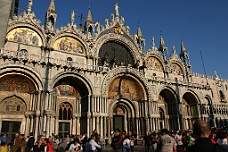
88, 135, 101, 152
69, 140, 81, 152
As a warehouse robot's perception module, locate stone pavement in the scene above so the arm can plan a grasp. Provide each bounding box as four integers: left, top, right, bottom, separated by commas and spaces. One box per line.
101, 144, 153, 152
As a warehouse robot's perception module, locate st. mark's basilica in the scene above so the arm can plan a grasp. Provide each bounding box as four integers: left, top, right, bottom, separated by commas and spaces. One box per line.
0, 0, 227, 142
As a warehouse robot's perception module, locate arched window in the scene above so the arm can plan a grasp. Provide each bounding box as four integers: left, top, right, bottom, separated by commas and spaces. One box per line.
219, 90, 225, 101
59, 102, 72, 120
67, 57, 73, 66
159, 108, 165, 120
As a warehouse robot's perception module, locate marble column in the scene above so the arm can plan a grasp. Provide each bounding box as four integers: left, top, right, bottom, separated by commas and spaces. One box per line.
104, 117, 107, 138
30, 116, 34, 133
100, 117, 103, 140
92, 117, 95, 130
72, 117, 76, 135
87, 117, 90, 136
29, 93, 33, 111
37, 91, 42, 111
107, 117, 111, 137
25, 116, 30, 136
76, 117, 80, 135
46, 115, 50, 137
34, 116, 39, 141
55, 117, 59, 136
136, 118, 139, 137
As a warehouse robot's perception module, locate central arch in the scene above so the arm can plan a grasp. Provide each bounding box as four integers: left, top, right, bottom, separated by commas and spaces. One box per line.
158, 87, 179, 130
52, 73, 92, 136
182, 91, 200, 129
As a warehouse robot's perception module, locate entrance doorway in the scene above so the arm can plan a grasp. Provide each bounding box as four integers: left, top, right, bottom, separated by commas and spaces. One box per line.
58, 122, 70, 138
1, 121, 21, 143
113, 116, 124, 132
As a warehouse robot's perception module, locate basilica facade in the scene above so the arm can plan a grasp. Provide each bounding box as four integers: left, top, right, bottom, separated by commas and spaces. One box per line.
0, 0, 228, 142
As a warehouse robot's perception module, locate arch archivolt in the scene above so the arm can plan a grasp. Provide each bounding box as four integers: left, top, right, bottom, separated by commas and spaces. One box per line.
50, 71, 93, 95
0, 64, 43, 90
101, 67, 150, 101
108, 98, 138, 118
157, 86, 179, 103
93, 33, 140, 61
182, 89, 201, 104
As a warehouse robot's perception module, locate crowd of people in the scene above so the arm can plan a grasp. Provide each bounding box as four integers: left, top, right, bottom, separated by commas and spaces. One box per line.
111, 120, 228, 152
0, 130, 102, 152
0, 120, 228, 152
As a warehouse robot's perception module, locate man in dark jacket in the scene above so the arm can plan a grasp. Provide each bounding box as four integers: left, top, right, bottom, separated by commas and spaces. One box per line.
111, 128, 123, 152
27, 132, 34, 152
186, 120, 227, 152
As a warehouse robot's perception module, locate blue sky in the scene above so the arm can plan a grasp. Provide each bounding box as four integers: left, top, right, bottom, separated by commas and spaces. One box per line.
19, 0, 228, 79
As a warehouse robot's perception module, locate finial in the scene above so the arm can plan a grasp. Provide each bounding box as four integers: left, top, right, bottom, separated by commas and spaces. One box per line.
172, 44, 176, 54
159, 32, 167, 50
71, 10, 76, 25
27, 0, 33, 14
151, 35, 155, 49
115, 3, 119, 18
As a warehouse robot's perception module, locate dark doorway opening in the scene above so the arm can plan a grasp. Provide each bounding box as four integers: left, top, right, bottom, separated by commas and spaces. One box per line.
113, 116, 124, 132
1, 121, 21, 143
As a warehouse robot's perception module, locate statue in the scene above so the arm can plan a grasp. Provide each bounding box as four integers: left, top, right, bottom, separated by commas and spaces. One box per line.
151, 35, 155, 49
111, 13, 115, 23
172, 44, 176, 54
120, 16, 124, 25
46, 21, 54, 32
27, 0, 33, 13
105, 18, 109, 28
115, 3, 119, 17
71, 10, 76, 25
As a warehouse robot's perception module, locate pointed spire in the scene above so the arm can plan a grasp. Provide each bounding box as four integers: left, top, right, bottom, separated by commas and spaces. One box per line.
137, 23, 143, 39
180, 40, 190, 64
48, 0, 56, 14
71, 10, 76, 25
159, 32, 167, 51
45, 0, 57, 33
27, 0, 33, 14
86, 6, 93, 23
181, 40, 187, 53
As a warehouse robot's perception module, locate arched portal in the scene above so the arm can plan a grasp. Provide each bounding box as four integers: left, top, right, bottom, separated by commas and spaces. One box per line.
53, 76, 90, 135
0, 74, 37, 141
107, 74, 146, 137
182, 92, 199, 129
158, 88, 179, 130
111, 99, 137, 135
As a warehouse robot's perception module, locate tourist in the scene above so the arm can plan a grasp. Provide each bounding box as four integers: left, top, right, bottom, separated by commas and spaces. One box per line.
129, 132, 136, 152
159, 129, 176, 152
111, 128, 123, 152
186, 119, 227, 152
175, 130, 184, 152
122, 133, 130, 152
88, 135, 101, 152
0, 142, 8, 152
1, 133, 8, 144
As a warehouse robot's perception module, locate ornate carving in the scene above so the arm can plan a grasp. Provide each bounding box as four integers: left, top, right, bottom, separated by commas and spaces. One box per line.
0, 96, 26, 114
0, 75, 36, 93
